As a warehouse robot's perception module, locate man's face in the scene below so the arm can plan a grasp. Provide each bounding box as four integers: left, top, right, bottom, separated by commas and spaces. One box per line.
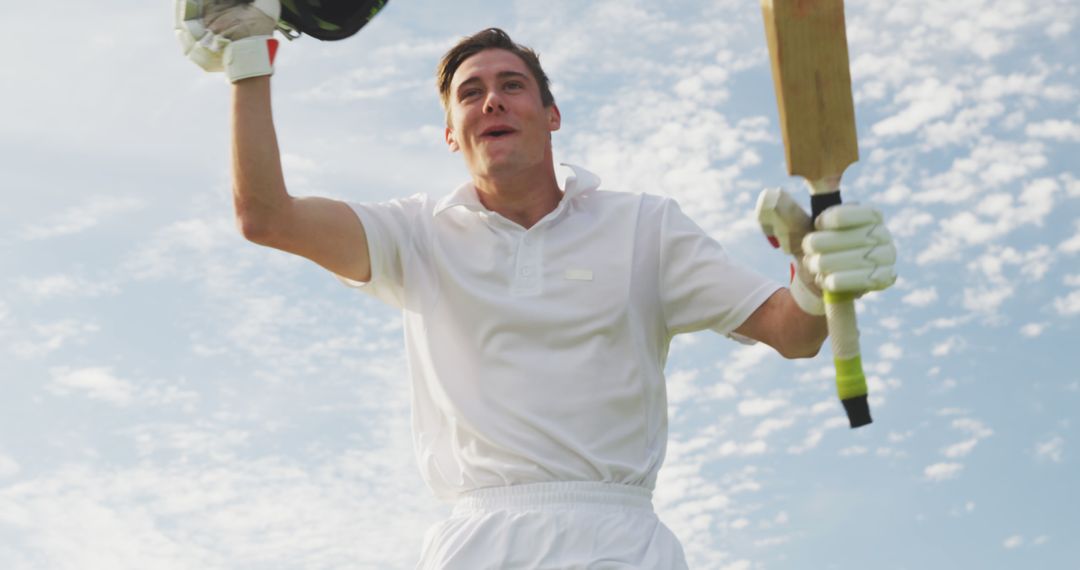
444, 49, 561, 179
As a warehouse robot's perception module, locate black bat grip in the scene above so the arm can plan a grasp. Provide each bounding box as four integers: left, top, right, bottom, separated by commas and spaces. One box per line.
810, 191, 843, 223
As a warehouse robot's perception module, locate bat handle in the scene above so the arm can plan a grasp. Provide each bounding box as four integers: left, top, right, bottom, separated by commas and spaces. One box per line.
811, 192, 872, 428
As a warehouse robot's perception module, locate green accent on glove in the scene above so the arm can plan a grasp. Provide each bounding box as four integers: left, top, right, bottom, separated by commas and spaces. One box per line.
834, 355, 867, 400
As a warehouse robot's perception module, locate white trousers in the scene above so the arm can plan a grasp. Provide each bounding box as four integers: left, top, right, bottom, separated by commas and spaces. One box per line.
416, 481, 689, 570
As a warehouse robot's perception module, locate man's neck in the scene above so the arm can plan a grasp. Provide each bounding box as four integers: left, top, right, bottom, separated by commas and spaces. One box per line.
473, 163, 562, 230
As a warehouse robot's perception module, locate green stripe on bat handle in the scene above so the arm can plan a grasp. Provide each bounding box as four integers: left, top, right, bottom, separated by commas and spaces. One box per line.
824, 290, 873, 428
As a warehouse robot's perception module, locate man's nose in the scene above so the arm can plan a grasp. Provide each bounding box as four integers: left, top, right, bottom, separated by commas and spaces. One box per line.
483, 92, 506, 113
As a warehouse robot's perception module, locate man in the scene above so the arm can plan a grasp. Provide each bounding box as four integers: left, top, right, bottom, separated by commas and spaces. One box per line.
178, 3, 896, 568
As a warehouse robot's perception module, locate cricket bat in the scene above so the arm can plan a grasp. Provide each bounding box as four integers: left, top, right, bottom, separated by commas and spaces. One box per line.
760, 0, 871, 428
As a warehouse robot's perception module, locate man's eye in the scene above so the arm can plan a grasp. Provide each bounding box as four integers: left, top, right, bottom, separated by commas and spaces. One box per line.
461, 89, 481, 100
505, 81, 524, 90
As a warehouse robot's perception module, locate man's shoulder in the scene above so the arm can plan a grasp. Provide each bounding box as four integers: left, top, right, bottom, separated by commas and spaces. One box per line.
584, 189, 677, 216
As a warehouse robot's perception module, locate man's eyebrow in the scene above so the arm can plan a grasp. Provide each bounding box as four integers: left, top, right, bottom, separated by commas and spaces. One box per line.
456, 71, 531, 92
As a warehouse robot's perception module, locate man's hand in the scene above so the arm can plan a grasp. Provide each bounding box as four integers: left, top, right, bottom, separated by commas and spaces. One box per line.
175, 0, 281, 82
756, 188, 897, 316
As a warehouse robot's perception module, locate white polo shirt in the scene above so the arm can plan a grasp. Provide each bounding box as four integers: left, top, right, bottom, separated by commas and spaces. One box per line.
337, 164, 781, 502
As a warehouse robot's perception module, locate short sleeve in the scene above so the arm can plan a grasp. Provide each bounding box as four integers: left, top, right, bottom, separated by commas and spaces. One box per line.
658, 198, 782, 339
334, 194, 426, 309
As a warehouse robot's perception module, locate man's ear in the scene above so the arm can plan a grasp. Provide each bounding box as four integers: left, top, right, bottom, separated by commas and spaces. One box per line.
548, 104, 561, 132
445, 126, 460, 152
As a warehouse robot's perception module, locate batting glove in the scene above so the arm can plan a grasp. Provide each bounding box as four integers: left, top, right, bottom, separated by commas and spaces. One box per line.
175, 0, 281, 83
802, 203, 897, 295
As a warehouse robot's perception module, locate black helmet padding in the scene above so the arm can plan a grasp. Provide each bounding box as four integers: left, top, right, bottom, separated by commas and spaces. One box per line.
279, 0, 389, 41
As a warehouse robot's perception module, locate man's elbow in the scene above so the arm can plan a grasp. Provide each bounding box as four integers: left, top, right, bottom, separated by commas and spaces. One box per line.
234, 195, 286, 246
783, 344, 822, 360
236, 214, 273, 245
779, 338, 825, 360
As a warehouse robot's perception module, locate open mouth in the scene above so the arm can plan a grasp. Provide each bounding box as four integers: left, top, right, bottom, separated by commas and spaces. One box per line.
481, 126, 516, 139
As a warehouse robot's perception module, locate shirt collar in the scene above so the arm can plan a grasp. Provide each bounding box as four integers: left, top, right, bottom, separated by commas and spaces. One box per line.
433, 163, 602, 216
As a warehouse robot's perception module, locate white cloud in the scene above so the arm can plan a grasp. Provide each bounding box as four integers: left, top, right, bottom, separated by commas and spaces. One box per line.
1019, 323, 1045, 337
914, 138, 1047, 205
878, 342, 903, 360
874, 183, 911, 204
924, 462, 963, 482
1060, 221, 1080, 254
17, 274, 120, 300
1047, 19, 1072, 37
953, 418, 994, 439
873, 78, 964, 137
9, 320, 101, 359
932, 336, 964, 356
942, 438, 979, 458
902, 288, 938, 307
1053, 289, 1080, 316
787, 430, 825, 455
716, 440, 768, 457
879, 316, 902, 330
0, 453, 19, 479
1003, 535, 1024, 549
1026, 119, 1080, 142
18, 196, 143, 241
888, 208, 934, 238
1034, 435, 1065, 463
0, 450, 438, 570
1063, 173, 1080, 198
752, 417, 795, 439
47, 367, 135, 407
923, 101, 1005, 148
667, 368, 701, 408
737, 398, 787, 417
720, 343, 773, 384
962, 284, 1014, 314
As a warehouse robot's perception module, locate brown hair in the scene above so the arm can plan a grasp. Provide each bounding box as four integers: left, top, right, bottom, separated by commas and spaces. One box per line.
436, 28, 555, 115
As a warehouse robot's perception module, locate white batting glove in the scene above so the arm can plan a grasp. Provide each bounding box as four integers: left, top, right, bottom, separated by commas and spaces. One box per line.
175, 0, 282, 83
802, 204, 897, 295
756, 187, 826, 316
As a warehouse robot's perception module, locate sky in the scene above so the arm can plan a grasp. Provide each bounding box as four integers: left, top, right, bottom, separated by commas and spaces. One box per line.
0, 0, 1077, 568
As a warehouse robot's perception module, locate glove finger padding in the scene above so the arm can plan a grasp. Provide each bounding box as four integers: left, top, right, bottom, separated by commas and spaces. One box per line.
803, 223, 893, 254
205, 0, 280, 38
804, 243, 897, 274
818, 266, 897, 293
813, 203, 882, 231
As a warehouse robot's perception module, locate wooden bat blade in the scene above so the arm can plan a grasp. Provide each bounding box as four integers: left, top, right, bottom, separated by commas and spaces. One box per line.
761, 0, 858, 186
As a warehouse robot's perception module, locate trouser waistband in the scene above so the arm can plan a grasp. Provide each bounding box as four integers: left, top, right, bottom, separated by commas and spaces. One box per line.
452, 481, 655, 516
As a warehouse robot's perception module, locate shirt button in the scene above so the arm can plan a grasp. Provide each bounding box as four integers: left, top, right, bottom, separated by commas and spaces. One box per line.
523, 236, 532, 245
521, 266, 532, 277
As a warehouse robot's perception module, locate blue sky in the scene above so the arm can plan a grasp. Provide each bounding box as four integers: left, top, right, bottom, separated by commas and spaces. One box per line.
1, 0, 1077, 568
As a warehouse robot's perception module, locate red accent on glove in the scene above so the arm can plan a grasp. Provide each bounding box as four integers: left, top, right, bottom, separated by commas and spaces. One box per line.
267, 38, 279, 64
767, 236, 780, 249
789, 262, 796, 283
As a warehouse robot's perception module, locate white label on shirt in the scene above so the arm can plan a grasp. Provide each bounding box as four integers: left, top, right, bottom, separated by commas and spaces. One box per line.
564, 268, 594, 281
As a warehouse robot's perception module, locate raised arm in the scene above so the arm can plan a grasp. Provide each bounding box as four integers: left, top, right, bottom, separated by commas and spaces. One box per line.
230, 77, 371, 283
176, 0, 372, 283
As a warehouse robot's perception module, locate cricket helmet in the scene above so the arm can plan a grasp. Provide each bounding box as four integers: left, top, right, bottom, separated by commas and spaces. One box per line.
278, 0, 389, 41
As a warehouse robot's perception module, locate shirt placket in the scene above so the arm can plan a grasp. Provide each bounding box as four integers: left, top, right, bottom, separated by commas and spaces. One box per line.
510, 227, 544, 297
